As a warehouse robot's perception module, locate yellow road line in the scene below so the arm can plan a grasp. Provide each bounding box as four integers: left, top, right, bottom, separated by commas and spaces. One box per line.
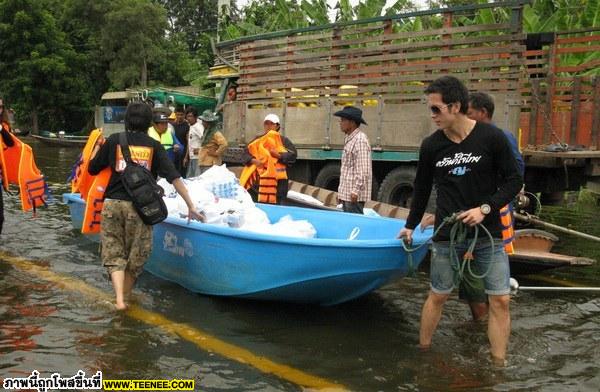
0, 251, 347, 391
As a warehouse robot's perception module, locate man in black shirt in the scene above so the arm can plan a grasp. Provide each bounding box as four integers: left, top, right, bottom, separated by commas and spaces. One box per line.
172, 106, 190, 177
398, 76, 522, 365
89, 102, 204, 310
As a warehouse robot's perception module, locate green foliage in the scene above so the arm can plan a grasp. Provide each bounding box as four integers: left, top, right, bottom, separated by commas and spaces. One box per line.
0, 0, 216, 132
154, 0, 218, 53
0, 0, 84, 132
523, 0, 600, 76
100, 0, 167, 89
220, 0, 418, 40
0, 0, 598, 133
523, 0, 600, 32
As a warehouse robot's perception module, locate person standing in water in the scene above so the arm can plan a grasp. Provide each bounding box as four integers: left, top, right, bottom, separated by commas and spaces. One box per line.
89, 102, 204, 310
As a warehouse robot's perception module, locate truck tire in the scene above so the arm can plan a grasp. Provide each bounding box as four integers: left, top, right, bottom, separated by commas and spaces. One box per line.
314, 163, 341, 192
314, 163, 379, 200
377, 167, 417, 208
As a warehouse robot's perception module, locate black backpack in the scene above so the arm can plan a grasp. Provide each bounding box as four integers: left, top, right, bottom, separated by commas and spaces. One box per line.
118, 132, 168, 225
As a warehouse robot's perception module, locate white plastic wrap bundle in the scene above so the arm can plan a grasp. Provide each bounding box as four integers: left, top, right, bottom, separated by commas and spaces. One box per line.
159, 165, 317, 238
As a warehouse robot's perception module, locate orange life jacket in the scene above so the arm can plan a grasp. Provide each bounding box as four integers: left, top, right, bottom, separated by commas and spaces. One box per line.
500, 204, 515, 254
74, 130, 112, 234
72, 129, 103, 198
81, 168, 111, 234
239, 130, 288, 204
1, 128, 47, 212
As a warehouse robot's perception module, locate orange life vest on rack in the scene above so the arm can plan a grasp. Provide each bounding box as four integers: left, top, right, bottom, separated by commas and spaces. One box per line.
499, 204, 515, 254
239, 130, 288, 204
0, 127, 47, 212
74, 130, 112, 234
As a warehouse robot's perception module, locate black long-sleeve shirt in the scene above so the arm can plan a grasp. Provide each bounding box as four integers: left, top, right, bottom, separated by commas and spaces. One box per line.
88, 131, 180, 201
405, 122, 523, 240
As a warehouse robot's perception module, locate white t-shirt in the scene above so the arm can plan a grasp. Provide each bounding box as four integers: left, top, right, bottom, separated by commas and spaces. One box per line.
188, 121, 204, 159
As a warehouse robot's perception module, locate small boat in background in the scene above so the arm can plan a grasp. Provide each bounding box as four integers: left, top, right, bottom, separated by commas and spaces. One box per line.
63, 193, 433, 306
31, 131, 88, 147
12, 128, 29, 136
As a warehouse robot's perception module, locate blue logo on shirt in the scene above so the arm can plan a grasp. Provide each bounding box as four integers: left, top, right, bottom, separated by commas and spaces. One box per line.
450, 166, 468, 176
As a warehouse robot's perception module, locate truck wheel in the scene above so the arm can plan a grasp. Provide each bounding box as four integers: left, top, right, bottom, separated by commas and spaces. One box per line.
377, 167, 417, 208
371, 177, 380, 201
314, 163, 341, 192
314, 163, 380, 200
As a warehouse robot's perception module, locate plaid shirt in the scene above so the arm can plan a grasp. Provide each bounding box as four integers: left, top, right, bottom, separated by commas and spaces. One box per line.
338, 128, 372, 202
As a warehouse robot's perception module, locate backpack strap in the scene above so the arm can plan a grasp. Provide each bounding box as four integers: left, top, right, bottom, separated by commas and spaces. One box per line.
118, 132, 133, 164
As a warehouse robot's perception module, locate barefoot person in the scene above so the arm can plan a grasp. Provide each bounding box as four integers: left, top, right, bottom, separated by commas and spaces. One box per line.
398, 76, 522, 364
89, 102, 204, 310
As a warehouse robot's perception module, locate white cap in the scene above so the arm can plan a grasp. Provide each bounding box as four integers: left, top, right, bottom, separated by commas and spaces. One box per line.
264, 114, 280, 124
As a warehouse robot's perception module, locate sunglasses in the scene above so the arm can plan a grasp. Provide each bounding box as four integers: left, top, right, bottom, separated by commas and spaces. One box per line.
429, 103, 451, 115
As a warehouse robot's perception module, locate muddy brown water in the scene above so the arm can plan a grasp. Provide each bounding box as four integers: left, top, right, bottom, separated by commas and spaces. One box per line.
1, 138, 599, 391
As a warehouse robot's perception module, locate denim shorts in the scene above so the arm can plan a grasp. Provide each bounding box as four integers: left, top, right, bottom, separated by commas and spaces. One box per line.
430, 239, 510, 296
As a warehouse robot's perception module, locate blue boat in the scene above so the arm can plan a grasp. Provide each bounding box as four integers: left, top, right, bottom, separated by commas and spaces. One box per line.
63, 193, 432, 305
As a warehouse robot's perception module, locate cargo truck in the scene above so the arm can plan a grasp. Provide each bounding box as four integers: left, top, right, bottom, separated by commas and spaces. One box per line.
212, 0, 600, 205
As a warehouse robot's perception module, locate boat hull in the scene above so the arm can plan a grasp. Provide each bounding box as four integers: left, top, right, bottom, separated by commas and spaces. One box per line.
31, 134, 88, 147
63, 193, 431, 305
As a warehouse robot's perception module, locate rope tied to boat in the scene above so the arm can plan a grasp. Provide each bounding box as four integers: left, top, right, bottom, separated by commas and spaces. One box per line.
401, 212, 495, 282
347, 227, 360, 240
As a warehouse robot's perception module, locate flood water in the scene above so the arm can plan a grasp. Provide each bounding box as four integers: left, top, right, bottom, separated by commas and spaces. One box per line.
1, 138, 599, 391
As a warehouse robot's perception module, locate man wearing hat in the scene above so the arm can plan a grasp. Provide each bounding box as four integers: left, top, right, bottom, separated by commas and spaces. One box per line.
240, 113, 297, 204
334, 106, 372, 214
148, 109, 183, 163
198, 110, 228, 175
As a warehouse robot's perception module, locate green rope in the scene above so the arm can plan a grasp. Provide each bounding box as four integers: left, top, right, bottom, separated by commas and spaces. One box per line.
448, 217, 495, 287
401, 212, 496, 282
400, 213, 456, 276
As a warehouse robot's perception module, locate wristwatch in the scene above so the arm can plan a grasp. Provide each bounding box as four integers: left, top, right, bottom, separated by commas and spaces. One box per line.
480, 204, 491, 215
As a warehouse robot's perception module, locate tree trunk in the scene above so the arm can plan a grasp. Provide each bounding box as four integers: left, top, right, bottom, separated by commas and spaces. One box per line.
31, 109, 39, 135
141, 58, 147, 87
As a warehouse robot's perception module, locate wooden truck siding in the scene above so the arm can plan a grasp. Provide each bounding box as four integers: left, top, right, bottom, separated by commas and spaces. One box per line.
215, 1, 600, 201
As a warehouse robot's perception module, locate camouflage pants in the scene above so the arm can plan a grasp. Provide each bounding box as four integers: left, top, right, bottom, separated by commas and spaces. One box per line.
100, 199, 153, 278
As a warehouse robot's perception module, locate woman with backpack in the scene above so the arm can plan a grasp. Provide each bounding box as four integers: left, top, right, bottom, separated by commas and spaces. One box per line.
89, 102, 204, 310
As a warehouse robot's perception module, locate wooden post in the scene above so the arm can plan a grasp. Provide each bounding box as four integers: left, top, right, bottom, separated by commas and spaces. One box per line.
543, 36, 557, 145
382, 19, 393, 100
570, 76, 581, 145
331, 27, 342, 101
441, 12, 453, 74
592, 76, 600, 149
543, 73, 554, 145
529, 79, 540, 145
286, 40, 295, 101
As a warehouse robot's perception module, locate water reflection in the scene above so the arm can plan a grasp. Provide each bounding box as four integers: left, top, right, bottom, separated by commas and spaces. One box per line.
0, 139, 599, 391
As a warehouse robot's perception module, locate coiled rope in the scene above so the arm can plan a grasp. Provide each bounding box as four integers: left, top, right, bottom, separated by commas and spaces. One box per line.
401, 212, 495, 282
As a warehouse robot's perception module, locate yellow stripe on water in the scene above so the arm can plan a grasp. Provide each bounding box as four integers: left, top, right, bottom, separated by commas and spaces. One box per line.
0, 251, 347, 391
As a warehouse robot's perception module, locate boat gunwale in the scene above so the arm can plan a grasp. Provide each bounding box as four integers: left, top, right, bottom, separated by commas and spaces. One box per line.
62, 193, 432, 248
